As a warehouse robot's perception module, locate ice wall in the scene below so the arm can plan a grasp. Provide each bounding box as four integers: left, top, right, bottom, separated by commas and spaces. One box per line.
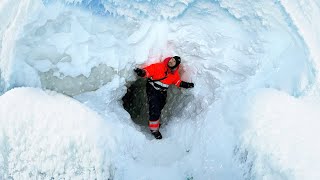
0, 0, 319, 179
0, 0, 314, 96
278, 0, 320, 91
0, 0, 44, 92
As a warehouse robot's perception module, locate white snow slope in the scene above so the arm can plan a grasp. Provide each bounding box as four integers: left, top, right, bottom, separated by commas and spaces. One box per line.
0, 0, 320, 179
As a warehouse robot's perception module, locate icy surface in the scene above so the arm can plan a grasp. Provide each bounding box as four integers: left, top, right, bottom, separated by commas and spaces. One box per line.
0, 87, 115, 179
0, 0, 320, 179
240, 88, 320, 179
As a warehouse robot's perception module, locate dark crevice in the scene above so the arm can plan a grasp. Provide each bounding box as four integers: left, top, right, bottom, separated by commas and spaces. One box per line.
122, 78, 187, 127
122, 78, 148, 126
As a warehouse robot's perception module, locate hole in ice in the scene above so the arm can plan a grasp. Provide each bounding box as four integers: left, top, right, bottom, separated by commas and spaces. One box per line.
122, 78, 188, 128
122, 78, 148, 126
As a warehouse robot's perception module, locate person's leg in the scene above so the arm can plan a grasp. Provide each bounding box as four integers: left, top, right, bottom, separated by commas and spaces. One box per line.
147, 93, 162, 130
146, 83, 163, 139
148, 98, 162, 139
158, 91, 167, 129
159, 91, 167, 111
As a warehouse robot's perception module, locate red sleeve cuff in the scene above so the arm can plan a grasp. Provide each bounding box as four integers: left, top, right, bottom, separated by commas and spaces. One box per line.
175, 80, 182, 87
144, 69, 150, 78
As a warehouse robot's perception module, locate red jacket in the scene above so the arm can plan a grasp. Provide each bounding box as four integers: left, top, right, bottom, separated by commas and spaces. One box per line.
143, 57, 182, 87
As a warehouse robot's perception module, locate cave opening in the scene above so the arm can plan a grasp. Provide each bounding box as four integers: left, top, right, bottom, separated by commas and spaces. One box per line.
122, 78, 187, 128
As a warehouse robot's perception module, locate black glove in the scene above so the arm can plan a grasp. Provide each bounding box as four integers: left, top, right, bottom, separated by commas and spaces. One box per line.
180, 81, 194, 88
134, 68, 146, 77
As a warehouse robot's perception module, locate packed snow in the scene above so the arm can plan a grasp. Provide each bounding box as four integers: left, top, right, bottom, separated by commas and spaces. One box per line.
0, 87, 115, 179
1, 0, 320, 179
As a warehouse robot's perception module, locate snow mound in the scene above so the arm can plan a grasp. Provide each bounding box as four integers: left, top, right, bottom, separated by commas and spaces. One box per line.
240, 88, 320, 179
0, 87, 115, 179
0, 0, 319, 179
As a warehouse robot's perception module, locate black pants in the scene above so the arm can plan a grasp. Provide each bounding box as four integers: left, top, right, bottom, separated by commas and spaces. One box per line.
146, 82, 167, 121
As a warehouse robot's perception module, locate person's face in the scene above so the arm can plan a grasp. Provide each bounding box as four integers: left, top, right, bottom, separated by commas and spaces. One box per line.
168, 58, 176, 68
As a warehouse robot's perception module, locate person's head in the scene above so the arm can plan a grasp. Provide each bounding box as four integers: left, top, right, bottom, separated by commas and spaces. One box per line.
168, 56, 181, 69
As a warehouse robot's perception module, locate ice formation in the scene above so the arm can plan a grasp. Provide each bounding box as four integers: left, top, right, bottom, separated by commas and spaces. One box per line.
0, 0, 320, 179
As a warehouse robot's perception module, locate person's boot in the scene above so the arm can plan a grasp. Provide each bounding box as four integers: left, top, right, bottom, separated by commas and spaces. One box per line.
151, 130, 162, 139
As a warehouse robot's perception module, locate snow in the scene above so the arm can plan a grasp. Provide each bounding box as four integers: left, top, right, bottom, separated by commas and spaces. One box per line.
278, 0, 320, 91
240, 88, 320, 179
0, 0, 320, 179
0, 87, 115, 179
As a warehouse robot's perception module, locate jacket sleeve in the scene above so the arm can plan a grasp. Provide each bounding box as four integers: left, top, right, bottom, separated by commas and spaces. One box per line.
143, 63, 159, 78
173, 74, 182, 87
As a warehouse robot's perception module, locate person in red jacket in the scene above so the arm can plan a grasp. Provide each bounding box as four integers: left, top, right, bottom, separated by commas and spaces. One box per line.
134, 56, 194, 139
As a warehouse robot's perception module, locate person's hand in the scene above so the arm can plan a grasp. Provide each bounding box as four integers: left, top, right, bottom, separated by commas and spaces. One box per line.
187, 82, 194, 88
180, 81, 194, 89
134, 68, 146, 77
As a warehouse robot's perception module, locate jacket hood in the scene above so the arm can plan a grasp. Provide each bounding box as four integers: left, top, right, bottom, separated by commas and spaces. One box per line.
163, 57, 180, 72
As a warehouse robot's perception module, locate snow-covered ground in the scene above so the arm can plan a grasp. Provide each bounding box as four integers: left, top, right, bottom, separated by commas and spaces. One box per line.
1, 0, 320, 179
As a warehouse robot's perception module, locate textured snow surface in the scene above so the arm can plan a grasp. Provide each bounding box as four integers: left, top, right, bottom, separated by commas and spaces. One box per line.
1, 0, 320, 179
0, 87, 115, 179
